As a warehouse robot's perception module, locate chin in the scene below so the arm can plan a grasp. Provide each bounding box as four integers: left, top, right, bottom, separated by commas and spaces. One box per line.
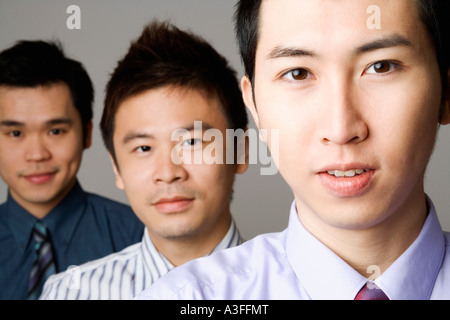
157, 223, 200, 240
324, 209, 390, 231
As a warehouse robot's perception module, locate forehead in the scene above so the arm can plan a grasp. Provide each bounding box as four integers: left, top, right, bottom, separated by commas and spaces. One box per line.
258, 0, 426, 56
114, 86, 228, 137
0, 83, 76, 121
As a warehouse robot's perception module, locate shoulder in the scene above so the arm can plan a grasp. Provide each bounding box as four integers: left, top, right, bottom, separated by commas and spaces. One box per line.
41, 241, 142, 299
0, 201, 9, 222
84, 192, 133, 213
0, 202, 6, 223
83, 192, 142, 225
437, 231, 450, 274
445, 231, 450, 248
136, 231, 288, 300
84, 192, 142, 226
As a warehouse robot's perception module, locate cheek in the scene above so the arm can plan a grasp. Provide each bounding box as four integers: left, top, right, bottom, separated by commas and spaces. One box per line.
380, 78, 440, 145
0, 157, 16, 183
256, 99, 314, 174
188, 164, 235, 200
119, 163, 149, 194
55, 143, 84, 171
368, 80, 441, 183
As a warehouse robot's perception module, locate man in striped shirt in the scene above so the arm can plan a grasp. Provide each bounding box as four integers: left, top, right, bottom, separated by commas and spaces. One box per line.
40, 20, 249, 300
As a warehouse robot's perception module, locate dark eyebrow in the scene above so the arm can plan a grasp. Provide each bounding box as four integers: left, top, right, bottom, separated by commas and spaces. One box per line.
122, 131, 155, 144
172, 122, 215, 137
180, 122, 214, 132
0, 118, 72, 127
355, 35, 413, 54
122, 123, 216, 144
0, 120, 24, 127
266, 35, 412, 61
46, 118, 73, 126
267, 47, 317, 60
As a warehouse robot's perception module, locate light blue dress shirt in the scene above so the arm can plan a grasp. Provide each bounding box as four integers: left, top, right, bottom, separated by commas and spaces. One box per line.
136, 197, 450, 300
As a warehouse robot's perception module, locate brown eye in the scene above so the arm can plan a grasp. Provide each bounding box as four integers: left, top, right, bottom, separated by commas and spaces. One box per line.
136, 146, 151, 152
290, 69, 309, 80
373, 61, 391, 73
10, 130, 22, 137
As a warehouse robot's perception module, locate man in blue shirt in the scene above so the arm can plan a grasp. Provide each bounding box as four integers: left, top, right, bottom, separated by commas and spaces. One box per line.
136, 0, 450, 300
0, 40, 144, 300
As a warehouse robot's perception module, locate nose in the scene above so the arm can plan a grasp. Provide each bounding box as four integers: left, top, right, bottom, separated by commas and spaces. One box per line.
320, 81, 368, 146
152, 147, 188, 184
25, 135, 51, 162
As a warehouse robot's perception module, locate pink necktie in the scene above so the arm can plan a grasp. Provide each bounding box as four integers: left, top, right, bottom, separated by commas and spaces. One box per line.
355, 283, 389, 300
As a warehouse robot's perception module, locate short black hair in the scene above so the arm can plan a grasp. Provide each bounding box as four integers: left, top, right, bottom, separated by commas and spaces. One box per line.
101, 20, 248, 163
0, 40, 94, 143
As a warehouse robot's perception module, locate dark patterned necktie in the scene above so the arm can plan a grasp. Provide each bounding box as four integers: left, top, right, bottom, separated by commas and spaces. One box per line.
355, 283, 390, 300
27, 222, 56, 300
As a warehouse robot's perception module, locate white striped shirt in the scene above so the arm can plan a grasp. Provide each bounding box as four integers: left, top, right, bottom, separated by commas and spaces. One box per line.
40, 220, 242, 300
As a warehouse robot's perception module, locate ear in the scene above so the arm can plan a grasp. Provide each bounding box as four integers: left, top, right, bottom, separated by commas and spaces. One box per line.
84, 121, 93, 149
439, 69, 450, 125
241, 75, 260, 128
108, 153, 125, 190
235, 127, 249, 175
241, 75, 267, 143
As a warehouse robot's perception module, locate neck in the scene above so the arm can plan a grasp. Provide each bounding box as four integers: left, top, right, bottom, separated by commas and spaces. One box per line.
10, 179, 77, 220
297, 192, 428, 278
149, 214, 232, 267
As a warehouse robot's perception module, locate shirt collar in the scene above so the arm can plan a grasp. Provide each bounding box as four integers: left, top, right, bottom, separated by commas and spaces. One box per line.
140, 217, 242, 277
141, 228, 174, 279
5, 180, 87, 254
286, 197, 446, 300
211, 218, 243, 253
42, 181, 87, 253
286, 201, 366, 300
375, 196, 445, 300
5, 193, 37, 254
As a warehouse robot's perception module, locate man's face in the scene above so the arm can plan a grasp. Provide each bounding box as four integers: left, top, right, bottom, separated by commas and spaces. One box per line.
112, 86, 247, 243
0, 83, 90, 217
242, 0, 449, 230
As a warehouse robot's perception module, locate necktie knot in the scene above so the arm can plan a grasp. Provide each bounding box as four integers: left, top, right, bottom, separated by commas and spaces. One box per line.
32, 222, 49, 249
355, 283, 390, 300
27, 221, 56, 300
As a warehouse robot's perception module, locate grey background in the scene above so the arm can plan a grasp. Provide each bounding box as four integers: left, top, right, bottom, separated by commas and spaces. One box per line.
0, 0, 448, 240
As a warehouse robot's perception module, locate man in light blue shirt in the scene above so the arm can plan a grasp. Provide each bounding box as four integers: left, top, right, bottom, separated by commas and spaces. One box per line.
136, 0, 450, 300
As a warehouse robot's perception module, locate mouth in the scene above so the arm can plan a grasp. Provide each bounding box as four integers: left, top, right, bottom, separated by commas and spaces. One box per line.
152, 196, 195, 214
318, 166, 375, 197
326, 169, 370, 178
23, 172, 57, 184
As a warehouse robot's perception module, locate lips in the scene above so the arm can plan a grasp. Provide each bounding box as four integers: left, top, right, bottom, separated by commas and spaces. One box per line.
318, 165, 375, 197
326, 169, 370, 177
23, 172, 56, 184
152, 196, 194, 214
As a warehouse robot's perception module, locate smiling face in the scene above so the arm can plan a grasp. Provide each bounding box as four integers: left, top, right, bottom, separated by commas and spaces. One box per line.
242, 0, 450, 231
0, 83, 90, 218
112, 86, 247, 245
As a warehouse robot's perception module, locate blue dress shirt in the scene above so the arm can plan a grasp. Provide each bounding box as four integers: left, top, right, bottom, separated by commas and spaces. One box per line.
0, 181, 144, 300
136, 197, 450, 300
